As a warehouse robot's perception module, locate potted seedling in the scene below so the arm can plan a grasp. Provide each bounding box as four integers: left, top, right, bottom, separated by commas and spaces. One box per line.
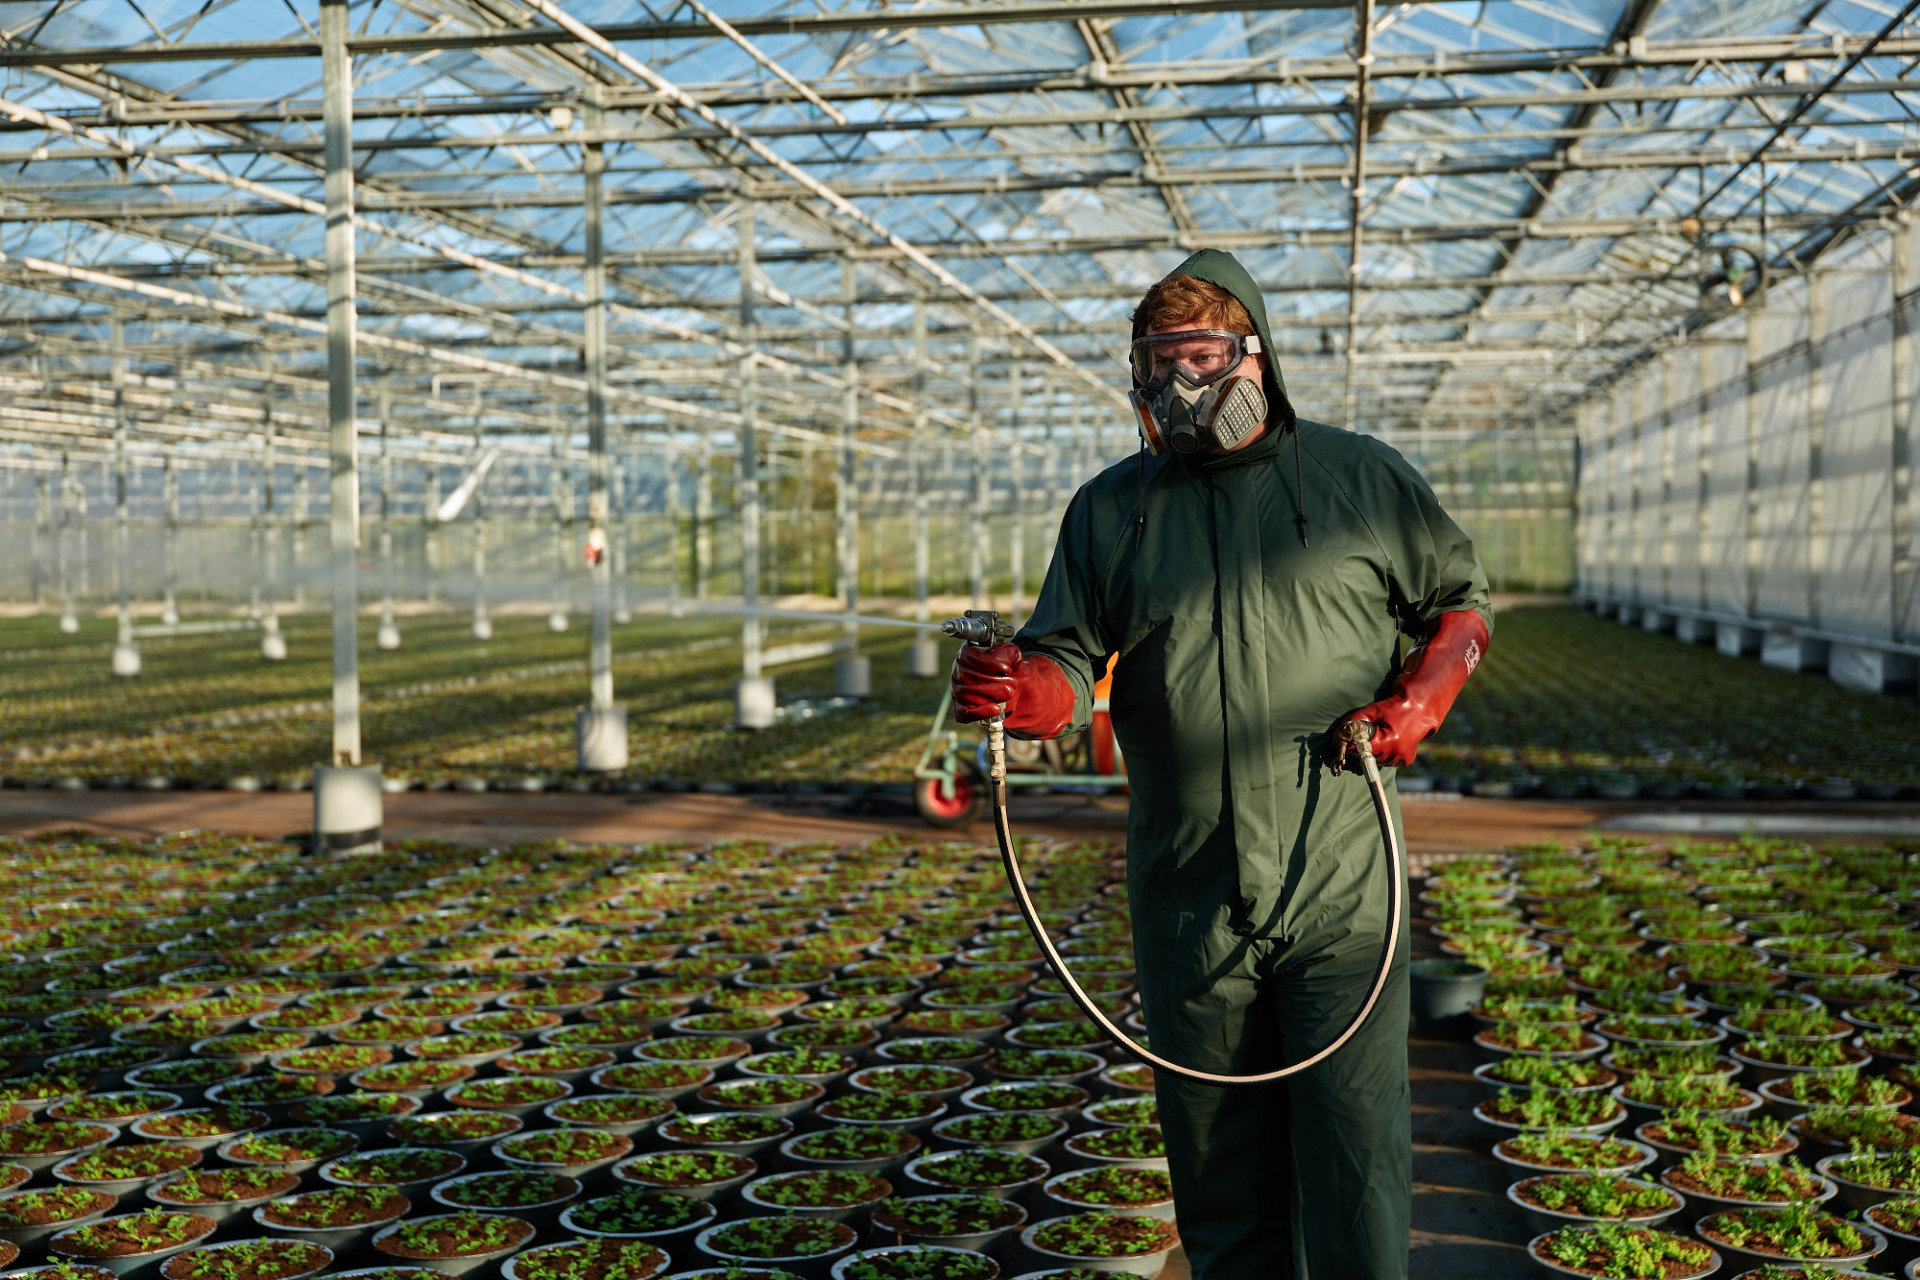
1060, 1126, 1165, 1172
148, 1168, 301, 1224
491, 1128, 631, 1184
1471, 1058, 1618, 1099
540, 1094, 672, 1137
557, 1186, 716, 1243
384, 1111, 523, 1154
157, 1238, 332, 1280
590, 1063, 713, 1103
1693, 1203, 1885, 1270
610, 1151, 757, 1203
901, 1150, 1049, 1200
931, 1113, 1066, 1156
49, 1093, 181, 1131
692, 1214, 858, 1280
740, 1170, 892, 1223
47, 1208, 219, 1278
958, 1085, 1089, 1122
217, 1127, 359, 1178
0, 1120, 115, 1173
500, 1240, 668, 1280
1503, 1174, 1684, 1236
370, 1209, 535, 1277
814, 1094, 946, 1134
0, 1186, 119, 1249
1040, 1168, 1175, 1221
780, 1126, 920, 1176
54, 1144, 203, 1205
696, 1078, 824, 1121
1816, 1149, 1920, 1211
828, 1246, 999, 1280
869, 1195, 1027, 1254
1475, 1090, 1626, 1137
1612, 1074, 1760, 1120
1526, 1222, 1719, 1279
848, 1068, 973, 1104
430, 1171, 580, 1232
1757, 1066, 1910, 1120
255, 1187, 413, 1252
1018, 1212, 1180, 1278
1634, 1111, 1795, 1169
288, 1093, 421, 1138
319, 1148, 467, 1195
442, 1079, 570, 1120
1657, 1154, 1835, 1212
656, 1113, 794, 1157
1790, 1106, 1920, 1155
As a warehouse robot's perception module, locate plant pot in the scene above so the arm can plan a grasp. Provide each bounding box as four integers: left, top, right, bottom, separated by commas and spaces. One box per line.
1040, 1168, 1176, 1221
692, 1217, 857, 1280
557, 1190, 717, 1242
611, 1152, 757, 1203
1815, 1153, 1917, 1212
1017, 1214, 1180, 1278
254, 1188, 413, 1253
148, 1169, 302, 1224
827, 1246, 1000, 1280
499, 1239, 670, 1280
369, 1211, 536, 1277
47, 1209, 218, 1279
1524, 1228, 1720, 1279
0, 1187, 118, 1249
1693, 1212, 1885, 1272
1409, 959, 1488, 1037
430, 1172, 581, 1233
157, 1238, 334, 1280
869, 1194, 1029, 1253
1504, 1176, 1685, 1237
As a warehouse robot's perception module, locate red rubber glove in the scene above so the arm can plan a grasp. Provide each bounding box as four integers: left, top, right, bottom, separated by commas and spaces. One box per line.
951, 643, 1077, 740
1333, 610, 1490, 773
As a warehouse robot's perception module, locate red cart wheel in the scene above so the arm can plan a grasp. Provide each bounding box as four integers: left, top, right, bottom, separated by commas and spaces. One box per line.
914, 759, 988, 828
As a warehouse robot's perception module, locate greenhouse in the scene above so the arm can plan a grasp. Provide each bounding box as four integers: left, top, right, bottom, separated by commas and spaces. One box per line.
1, 0, 1920, 1278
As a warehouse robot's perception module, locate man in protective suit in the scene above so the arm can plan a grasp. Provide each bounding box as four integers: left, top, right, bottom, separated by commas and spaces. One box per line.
950, 249, 1491, 1280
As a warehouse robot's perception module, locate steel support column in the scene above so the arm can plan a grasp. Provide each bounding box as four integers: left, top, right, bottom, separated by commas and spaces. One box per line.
314, 0, 381, 849
376, 391, 399, 651
969, 332, 988, 610
735, 197, 774, 728
579, 98, 626, 769
161, 450, 179, 625
110, 319, 139, 677
834, 256, 868, 697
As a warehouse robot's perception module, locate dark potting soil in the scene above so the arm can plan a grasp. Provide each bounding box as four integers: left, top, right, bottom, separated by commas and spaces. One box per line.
841, 1251, 996, 1280
159, 1240, 332, 1280
873, 1197, 1023, 1236
56, 1212, 214, 1257
157, 1170, 302, 1204
753, 1171, 890, 1208
513, 1241, 666, 1280
1527, 1235, 1712, 1279
377, 1214, 534, 1259
0, 1188, 115, 1227
261, 1190, 411, 1229
707, 1217, 856, 1259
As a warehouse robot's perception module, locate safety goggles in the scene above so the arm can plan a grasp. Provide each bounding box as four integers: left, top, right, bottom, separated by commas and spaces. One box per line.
1128, 329, 1260, 391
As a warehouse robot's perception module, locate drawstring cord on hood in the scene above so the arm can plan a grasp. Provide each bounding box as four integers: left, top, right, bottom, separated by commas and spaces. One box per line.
1292, 421, 1309, 548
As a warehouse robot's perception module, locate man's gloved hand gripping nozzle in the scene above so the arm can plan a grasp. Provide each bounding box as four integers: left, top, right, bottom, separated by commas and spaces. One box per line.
950, 643, 1076, 740
1332, 610, 1490, 775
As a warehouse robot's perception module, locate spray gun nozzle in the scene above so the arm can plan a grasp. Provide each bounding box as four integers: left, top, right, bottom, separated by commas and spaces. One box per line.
940, 610, 1013, 649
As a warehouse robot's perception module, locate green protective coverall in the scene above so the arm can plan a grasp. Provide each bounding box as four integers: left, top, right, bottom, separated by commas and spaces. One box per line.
1012, 250, 1492, 1280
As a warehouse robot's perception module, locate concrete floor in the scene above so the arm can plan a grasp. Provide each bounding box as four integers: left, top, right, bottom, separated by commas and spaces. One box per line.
7, 786, 1918, 1278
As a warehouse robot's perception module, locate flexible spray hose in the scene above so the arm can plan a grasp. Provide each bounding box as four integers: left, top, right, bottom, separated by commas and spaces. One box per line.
947, 613, 1405, 1088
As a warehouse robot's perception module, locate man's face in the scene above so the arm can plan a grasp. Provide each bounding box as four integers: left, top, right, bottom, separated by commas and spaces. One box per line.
1140, 323, 1265, 390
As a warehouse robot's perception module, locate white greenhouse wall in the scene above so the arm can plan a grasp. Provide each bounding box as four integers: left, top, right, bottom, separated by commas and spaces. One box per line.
1575, 222, 1920, 696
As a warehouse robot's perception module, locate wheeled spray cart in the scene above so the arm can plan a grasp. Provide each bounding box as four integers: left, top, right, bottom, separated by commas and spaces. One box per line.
911, 656, 1126, 827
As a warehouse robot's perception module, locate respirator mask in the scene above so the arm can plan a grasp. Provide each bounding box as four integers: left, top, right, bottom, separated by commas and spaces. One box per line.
1128, 328, 1268, 456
